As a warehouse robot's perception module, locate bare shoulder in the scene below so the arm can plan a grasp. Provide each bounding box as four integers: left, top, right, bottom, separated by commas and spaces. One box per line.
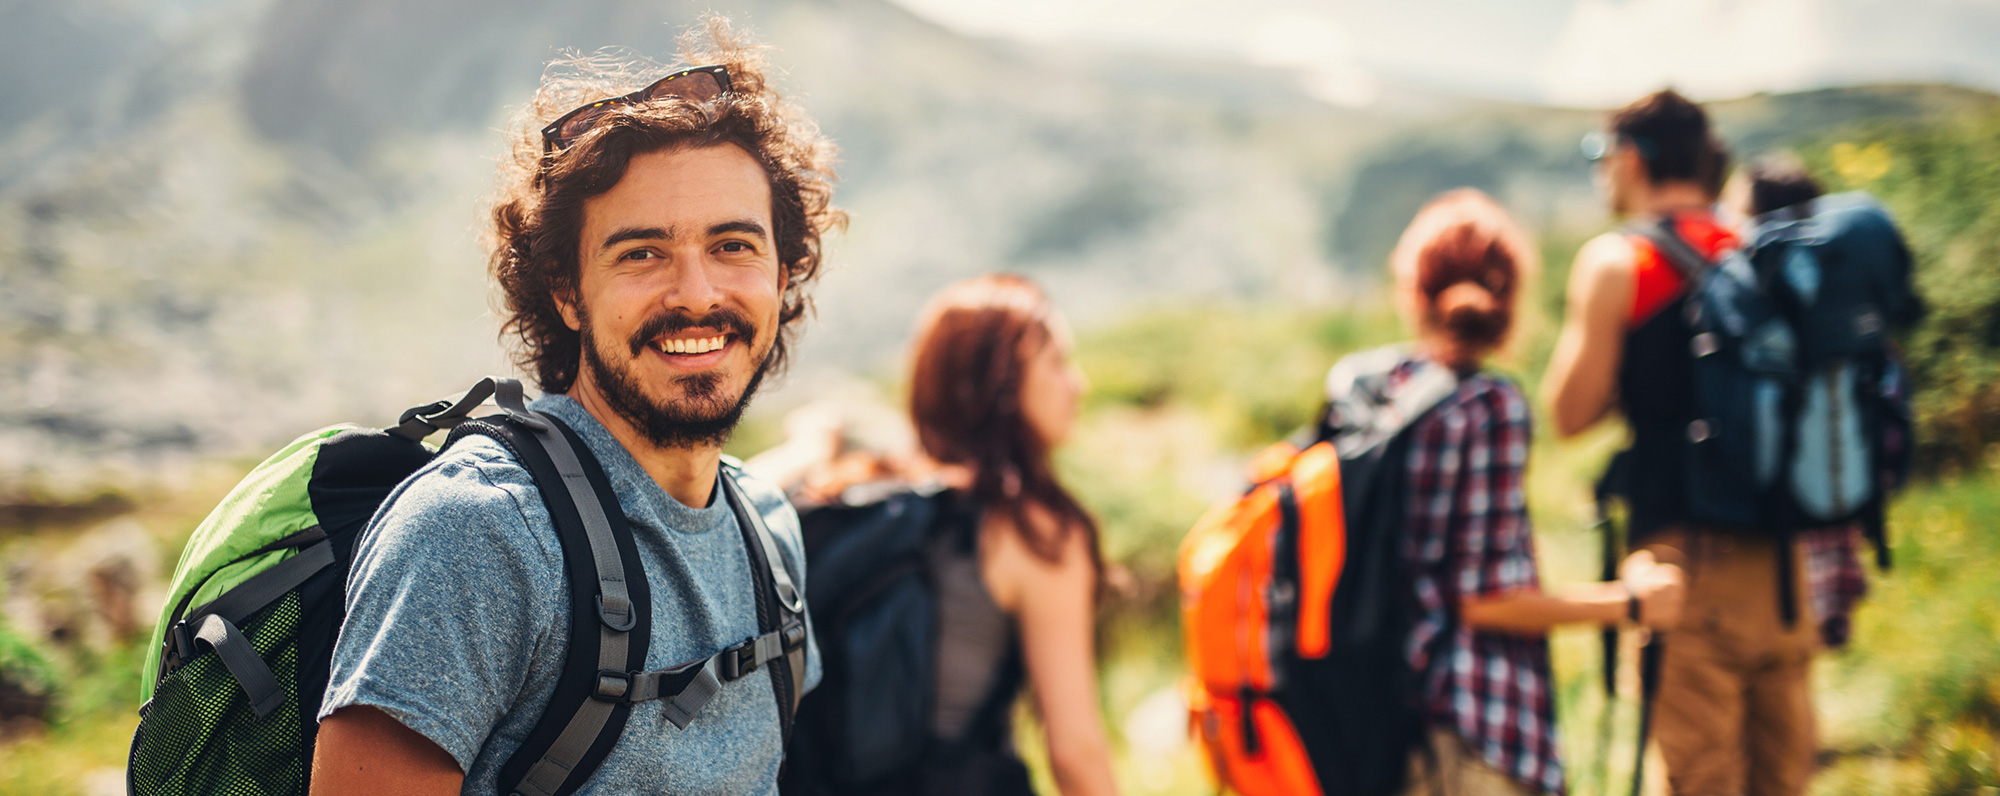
1574, 231, 1638, 284
978, 502, 1093, 613
1566, 231, 1639, 313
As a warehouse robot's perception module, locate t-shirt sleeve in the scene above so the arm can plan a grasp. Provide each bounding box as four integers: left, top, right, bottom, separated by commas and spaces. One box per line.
1449, 381, 1540, 600
318, 447, 563, 773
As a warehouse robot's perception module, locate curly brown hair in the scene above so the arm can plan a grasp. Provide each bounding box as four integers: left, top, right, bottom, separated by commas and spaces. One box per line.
489, 17, 843, 393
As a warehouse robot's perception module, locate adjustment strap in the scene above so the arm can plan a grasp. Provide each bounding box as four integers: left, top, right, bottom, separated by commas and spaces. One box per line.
654, 620, 809, 729
192, 614, 286, 719
389, 377, 502, 441
185, 540, 335, 628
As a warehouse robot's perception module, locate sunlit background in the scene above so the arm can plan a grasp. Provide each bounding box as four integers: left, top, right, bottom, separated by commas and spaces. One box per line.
4, 1, 1999, 793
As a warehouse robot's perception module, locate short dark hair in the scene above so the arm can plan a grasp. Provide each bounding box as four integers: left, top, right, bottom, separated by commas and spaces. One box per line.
1744, 153, 1824, 215
489, 18, 843, 394
1610, 89, 1729, 191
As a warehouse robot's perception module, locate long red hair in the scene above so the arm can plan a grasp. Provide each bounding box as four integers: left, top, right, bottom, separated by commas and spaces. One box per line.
908, 274, 1101, 571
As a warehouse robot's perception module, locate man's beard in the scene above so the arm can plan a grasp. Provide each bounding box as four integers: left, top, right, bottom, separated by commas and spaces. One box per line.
576, 304, 770, 450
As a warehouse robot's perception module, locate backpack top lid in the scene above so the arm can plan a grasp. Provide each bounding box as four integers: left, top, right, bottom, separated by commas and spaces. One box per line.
1321, 345, 1462, 457
798, 482, 958, 605
1746, 190, 1923, 349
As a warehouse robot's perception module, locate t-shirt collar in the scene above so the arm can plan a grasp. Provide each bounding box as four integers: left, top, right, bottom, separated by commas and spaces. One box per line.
524, 393, 732, 535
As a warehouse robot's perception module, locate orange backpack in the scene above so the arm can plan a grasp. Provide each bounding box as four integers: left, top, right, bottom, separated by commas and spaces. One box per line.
1179, 348, 1459, 796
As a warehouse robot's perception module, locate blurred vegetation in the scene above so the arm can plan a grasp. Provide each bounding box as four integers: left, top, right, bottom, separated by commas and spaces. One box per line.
1795, 109, 2000, 475
0, 618, 56, 704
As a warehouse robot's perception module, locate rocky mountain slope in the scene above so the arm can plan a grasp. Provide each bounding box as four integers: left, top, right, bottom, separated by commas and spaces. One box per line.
1, 0, 1993, 495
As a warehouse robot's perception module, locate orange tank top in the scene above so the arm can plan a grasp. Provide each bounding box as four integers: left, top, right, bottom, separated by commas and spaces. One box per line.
1628, 211, 1741, 325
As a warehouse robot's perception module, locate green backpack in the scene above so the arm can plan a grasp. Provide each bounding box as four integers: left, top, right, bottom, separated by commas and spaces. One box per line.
128, 378, 808, 796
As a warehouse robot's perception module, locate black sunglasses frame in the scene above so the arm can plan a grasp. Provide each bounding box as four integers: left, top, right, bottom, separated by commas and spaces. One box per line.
539, 64, 733, 156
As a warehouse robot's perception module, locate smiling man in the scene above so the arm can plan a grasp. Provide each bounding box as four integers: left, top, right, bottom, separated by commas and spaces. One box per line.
310, 20, 842, 796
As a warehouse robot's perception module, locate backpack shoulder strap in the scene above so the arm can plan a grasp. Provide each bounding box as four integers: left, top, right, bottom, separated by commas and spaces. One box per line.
719, 464, 810, 743
1625, 218, 1713, 285
446, 379, 653, 796
1393, 359, 1461, 430
1323, 346, 1460, 447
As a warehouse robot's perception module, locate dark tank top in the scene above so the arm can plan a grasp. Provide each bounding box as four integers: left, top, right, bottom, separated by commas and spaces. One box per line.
927, 515, 1022, 743
1615, 212, 1739, 538
913, 500, 1032, 796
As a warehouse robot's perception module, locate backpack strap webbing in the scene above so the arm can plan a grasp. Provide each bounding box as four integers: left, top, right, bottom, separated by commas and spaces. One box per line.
157, 536, 336, 708
190, 613, 287, 718
1627, 218, 1715, 284
720, 464, 810, 742
450, 381, 807, 796
449, 382, 652, 796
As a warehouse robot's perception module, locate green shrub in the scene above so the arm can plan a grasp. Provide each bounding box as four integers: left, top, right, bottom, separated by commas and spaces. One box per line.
1800, 111, 2000, 474
0, 617, 56, 705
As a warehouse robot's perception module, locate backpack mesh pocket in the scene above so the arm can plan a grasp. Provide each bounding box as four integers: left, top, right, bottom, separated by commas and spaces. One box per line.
129, 591, 306, 796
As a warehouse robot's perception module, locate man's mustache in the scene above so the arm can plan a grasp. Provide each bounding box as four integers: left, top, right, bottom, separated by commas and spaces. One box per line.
626, 308, 759, 357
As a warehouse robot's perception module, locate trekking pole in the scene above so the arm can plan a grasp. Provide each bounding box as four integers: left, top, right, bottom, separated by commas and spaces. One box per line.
1630, 632, 1666, 796
1592, 476, 1622, 796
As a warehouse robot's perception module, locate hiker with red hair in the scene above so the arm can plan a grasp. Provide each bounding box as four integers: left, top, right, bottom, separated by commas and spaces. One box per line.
1382, 189, 1685, 795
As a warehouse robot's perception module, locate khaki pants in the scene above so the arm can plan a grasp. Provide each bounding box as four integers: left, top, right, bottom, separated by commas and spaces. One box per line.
1398, 729, 1535, 796
1642, 529, 1820, 796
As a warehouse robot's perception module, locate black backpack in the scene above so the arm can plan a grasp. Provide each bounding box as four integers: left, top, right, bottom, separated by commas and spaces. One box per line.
780, 485, 1030, 796
1631, 191, 1920, 564
1305, 348, 1460, 795
128, 378, 806, 796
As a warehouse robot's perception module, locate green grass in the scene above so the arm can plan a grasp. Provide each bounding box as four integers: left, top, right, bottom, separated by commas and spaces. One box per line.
0, 710, 139, 796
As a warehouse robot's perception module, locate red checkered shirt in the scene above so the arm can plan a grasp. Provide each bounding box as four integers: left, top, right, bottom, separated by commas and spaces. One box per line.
1397, 359, 1566, 795
1801, 524, 1869, 648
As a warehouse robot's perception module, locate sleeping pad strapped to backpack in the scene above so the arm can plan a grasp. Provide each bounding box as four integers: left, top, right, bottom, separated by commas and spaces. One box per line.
781, 483, 1031, 796
1180, 347, 1458, 796
127, 377, 806, 796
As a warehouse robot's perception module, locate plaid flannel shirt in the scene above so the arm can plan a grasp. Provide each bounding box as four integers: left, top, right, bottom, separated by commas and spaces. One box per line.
1801, 524, 1870, 648
1398, 360, 1566, 795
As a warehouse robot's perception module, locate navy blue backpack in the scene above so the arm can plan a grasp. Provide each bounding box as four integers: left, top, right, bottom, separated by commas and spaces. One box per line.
1634, 191, 1923, 567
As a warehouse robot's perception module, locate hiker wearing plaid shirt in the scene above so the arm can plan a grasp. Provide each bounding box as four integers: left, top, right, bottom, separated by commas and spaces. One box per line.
1402, 366, 1564, 795
1380, 190, 1685, 796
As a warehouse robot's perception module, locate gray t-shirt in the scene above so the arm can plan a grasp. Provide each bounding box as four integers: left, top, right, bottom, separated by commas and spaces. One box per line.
321, 395, 820, 796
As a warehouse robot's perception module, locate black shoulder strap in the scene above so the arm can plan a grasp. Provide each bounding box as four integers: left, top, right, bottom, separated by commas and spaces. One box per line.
420, 380, 807, 794
442, 380, 652, 796
720, 464, 809, 744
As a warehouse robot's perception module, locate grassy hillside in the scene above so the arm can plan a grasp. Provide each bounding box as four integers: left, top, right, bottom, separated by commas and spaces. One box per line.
4, 0, 1993, 500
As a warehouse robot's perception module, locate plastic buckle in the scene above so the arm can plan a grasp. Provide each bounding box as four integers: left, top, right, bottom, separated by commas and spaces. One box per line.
782, 620, 807, 652
718, 638, 758, 681
397, 400, 451, 428
591, 669, 634, 702
162, 621, 192, 672
504, 409, 550, 433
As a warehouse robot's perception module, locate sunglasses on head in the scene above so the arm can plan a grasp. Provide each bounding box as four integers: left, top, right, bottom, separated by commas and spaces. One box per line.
539, 64, 733, 156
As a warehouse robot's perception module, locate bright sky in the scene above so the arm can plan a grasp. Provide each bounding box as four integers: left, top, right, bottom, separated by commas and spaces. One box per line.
887, 0, 2000, 107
